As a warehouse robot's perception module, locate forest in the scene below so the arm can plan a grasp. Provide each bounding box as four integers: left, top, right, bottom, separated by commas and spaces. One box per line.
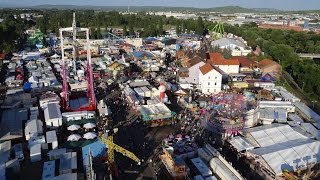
0, 9, 320, 98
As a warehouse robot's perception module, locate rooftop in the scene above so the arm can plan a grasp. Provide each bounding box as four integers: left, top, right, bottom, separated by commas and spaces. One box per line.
137, 103, 173, 121
208, 52, 224, 62
190, 157, 212, 177
0, 108, 28, 140
293, 102, 320, 122
59, 152, 77, 174
258, 59, 280, 69
207, 53, 240, 66
185, 55, 204, 68
211, 38, 246, 48
0, 141, 11, 163
229, 136, 255, 152
199, 63, 214, 75
231, 56, 257, 67
246, 124, 320, 175
46, 130, 57, 143
42, 160, 55, 179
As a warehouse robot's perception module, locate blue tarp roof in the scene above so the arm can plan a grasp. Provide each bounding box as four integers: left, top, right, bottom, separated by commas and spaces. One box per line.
82, 140, 106, 175
23, 82, 32, 92
132, 51, 154, 58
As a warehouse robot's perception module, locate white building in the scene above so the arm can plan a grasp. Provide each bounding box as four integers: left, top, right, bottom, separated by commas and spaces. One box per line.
178, 56, 205, 85
62, 111, 95, 122
43, 103, 62, 128
199, 63, 223, 94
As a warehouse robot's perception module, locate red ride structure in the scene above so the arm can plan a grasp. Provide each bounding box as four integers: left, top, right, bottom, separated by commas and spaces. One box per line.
59, 13, 96, 112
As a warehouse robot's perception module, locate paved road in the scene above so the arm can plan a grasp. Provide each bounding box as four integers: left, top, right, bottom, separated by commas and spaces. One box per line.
96, 88, 180, 180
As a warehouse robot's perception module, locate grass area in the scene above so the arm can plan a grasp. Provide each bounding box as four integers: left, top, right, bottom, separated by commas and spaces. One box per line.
276, 76, 295, 93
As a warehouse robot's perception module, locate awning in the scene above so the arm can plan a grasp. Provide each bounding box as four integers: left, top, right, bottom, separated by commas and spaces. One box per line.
83, 123, 96, 129
67, 134, 81, 141
67, 124, 81, 131
83, 132, 97, 140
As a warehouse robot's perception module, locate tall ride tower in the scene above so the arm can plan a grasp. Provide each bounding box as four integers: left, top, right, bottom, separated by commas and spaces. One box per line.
59, 13, 96, 111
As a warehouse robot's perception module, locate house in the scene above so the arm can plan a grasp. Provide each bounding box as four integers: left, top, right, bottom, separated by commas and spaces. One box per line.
258, 59, 281, 79
178, 55, 205, 85
211, 38, 251, 56
231, 56, 257, 73
199, 63, 223, 94
207, 53, 240, 74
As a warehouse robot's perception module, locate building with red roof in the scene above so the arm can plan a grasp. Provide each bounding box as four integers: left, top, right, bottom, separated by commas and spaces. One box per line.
199, 63, 223, 94
178, 55, 205, 85
207, 53, 240, 74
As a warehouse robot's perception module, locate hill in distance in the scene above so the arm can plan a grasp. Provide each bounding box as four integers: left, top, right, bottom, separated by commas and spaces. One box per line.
3, 4, 279, 13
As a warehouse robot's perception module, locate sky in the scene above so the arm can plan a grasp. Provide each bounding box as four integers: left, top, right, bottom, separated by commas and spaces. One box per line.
1, 0, 320, 11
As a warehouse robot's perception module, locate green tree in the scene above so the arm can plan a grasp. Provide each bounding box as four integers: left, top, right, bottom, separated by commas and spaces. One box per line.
96, 26, 102, 39
195, 17, 204, 35
176, 25, 181, 35
222, 48, 232, 59
305, 40, 315, 53
123, 25, 128, 37
158, 18, 164, 35
209, 45, 221, 53
315, 41, 320, 53
129, 25, 135, 36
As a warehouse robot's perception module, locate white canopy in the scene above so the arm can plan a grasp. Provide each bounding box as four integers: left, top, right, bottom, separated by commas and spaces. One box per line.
83, 132, 97, 140
83, 123, 96, 129
67, 124, 81, 131
51, 54, 61, 59
67, 134, 81, 141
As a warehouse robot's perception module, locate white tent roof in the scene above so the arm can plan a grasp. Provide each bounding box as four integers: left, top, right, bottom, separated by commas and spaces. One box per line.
229, 136, 255, 152
247, 124, 320, 175
83, 123, 96, 129
250, 138, 320, 175
67, 134, 81, 141
51, 54, 60, 59
67, 124, 81, 131
83, 132, 97, 140
246, 124, 307, 147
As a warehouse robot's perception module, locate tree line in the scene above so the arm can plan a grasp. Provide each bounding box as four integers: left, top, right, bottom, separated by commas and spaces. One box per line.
0, 14, 30, 53
34, 10, 208, 38
224, 23, 320, 98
